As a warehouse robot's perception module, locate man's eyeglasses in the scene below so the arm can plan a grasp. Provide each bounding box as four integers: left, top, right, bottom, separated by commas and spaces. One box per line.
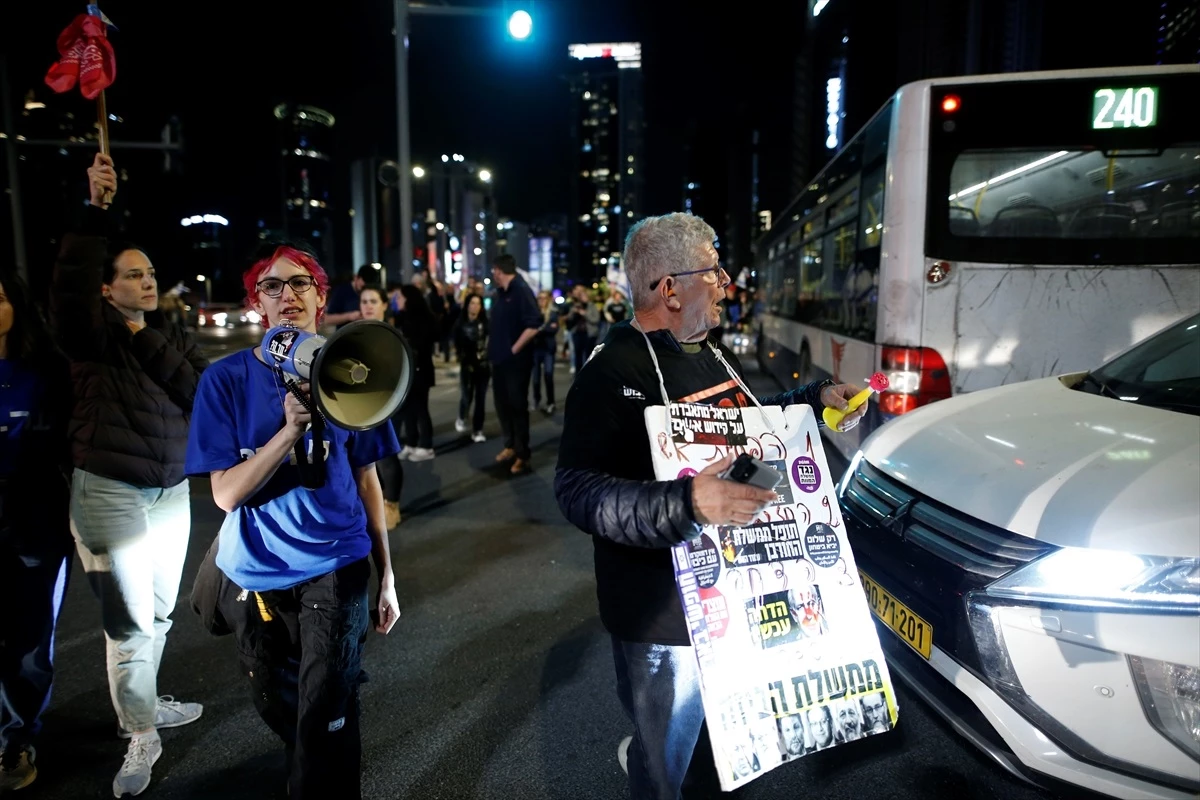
257, 276, 316, 298
649, 263, 726, 290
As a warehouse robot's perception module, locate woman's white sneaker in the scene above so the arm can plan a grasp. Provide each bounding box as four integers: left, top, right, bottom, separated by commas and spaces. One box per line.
112, 732, 161, 798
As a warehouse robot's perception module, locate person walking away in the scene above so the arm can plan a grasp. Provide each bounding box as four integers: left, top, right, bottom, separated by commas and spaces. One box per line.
393, 285, 437, 462
53, 154, 207, 798
0, 270, 72, 793
487, 255, 541, 475
185, 242, 400, 800
453, 293, 490, 442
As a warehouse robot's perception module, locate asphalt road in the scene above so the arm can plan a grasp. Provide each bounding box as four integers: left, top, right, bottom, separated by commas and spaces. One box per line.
26, 328, 1077, 799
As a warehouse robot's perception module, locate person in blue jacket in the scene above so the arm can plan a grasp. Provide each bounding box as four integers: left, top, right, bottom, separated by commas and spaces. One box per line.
0, 270, 72, 793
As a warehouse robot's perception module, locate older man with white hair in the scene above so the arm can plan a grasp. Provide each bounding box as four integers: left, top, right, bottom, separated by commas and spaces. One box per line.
555, 212, 867, 799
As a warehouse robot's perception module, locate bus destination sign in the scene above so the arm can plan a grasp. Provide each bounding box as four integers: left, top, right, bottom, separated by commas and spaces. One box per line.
1092, 86, 1158, 130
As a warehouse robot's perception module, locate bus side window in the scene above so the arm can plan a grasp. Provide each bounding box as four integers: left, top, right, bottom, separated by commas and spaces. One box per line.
780, 251, 799, 321
813, 224, 856, 333
797, 241, 823, 323
860, 165, 885, 249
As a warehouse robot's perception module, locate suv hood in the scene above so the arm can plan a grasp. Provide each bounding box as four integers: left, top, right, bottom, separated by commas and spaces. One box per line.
860, 375, 1200, 558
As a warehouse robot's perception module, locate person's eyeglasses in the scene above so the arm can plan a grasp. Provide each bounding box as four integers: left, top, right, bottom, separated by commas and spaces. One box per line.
649, 262, 726, 290
257, 276, 315, 298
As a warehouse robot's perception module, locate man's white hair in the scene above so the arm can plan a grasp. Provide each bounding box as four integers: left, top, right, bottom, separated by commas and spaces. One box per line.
622, 213, 717, 311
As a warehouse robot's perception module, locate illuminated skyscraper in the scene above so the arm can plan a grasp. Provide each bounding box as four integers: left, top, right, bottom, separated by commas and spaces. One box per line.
275, 103, 335, 264
566, 42, 645, 285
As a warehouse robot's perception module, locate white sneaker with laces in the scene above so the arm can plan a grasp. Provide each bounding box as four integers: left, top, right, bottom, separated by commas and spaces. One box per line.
408, 447, 435, 462
454, 418, 466, 433
397, 446, 414, 460
118, 696, 203, 739
471, 431, 486, 443
112, 732, 162, 798
617, 735, 632, 775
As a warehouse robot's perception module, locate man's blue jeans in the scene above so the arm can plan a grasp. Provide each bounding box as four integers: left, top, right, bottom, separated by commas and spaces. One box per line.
611, 637, 705, 800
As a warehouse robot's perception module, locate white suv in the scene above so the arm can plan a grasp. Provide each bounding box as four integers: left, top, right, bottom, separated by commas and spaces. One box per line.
840, 313, 1200, 799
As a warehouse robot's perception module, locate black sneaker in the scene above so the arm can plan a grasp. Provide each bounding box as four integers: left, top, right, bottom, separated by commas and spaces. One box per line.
0, 744, 37, 792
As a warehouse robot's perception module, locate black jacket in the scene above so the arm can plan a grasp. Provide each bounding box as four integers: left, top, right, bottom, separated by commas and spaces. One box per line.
396, 309, 436, 389
554, 321, 829, 645
51, 228, 208, 488
453, 314, 489, 370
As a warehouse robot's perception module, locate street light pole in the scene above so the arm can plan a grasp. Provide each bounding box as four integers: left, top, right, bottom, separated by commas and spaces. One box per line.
394, 0, 414, 283
393, 1, 529, 284
1, 55, 28, 282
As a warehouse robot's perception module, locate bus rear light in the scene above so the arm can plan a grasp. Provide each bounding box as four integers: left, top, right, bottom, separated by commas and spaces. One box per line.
880, 346, 952, 414
941, 94, 961, 113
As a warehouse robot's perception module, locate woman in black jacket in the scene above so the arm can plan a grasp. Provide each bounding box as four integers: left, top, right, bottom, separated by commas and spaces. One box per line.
0, 270, 72, 793
51, 155, 208, 798
393, 284, 437, 461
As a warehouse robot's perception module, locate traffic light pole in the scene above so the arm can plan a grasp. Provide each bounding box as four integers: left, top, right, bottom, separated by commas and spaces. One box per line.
394, 1, 509, 283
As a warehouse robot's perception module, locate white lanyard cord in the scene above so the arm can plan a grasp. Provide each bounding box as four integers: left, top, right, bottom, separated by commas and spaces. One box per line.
633, 325, 780, 435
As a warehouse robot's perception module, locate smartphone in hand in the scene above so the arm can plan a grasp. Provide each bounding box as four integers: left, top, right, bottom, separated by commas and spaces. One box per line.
719, 453, 783, 492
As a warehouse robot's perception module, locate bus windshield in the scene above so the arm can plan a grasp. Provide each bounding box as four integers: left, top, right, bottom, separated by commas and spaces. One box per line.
926, 72, 1199, 265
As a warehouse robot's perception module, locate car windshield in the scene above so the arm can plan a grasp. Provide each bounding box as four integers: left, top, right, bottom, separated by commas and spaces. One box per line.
1076, 313, 1200, 416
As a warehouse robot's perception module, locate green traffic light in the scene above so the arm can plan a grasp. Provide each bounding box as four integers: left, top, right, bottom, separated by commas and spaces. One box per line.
507, 9, 532, 40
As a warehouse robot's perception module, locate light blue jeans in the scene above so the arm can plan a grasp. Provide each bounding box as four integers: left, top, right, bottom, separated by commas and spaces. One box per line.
70, 469, 191, 733
612, 637, 706, 800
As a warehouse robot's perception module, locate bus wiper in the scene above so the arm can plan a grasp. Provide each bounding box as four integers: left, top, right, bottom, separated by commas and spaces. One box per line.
1078, 373, 1120, 399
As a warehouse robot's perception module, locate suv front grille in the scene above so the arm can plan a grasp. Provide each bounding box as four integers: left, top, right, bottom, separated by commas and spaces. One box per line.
844, 460, 1055, 580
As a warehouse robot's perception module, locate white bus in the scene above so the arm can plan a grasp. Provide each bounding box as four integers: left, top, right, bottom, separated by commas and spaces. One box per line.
755, 64, 1200, 466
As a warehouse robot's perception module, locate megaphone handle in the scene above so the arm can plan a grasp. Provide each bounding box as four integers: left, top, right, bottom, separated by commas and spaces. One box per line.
281, 375, 325, 425
278, 372, 327, 489
294, 413, 327, 489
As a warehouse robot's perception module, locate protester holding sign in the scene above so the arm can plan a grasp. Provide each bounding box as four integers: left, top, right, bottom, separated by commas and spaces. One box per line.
554, 212, 867, 800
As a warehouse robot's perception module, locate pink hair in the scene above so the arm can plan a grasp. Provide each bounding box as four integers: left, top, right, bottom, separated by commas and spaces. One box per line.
242, 245, 331, 328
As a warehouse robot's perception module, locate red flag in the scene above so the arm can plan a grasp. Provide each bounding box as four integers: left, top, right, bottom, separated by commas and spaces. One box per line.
44, 14, 116, 100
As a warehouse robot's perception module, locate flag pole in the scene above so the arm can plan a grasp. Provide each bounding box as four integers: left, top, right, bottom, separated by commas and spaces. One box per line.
89, 2, 112, 205
96, 89, 110, 157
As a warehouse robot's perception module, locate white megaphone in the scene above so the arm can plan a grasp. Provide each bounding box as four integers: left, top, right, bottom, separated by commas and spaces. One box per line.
261, 320, 415, 431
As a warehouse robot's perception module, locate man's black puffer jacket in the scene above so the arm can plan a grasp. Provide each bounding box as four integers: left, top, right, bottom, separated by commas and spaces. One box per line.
554, 468, 700, 549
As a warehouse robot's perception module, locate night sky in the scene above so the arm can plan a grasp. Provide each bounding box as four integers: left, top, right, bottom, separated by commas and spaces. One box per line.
4, 1, 802, 266
3, 1, 1167, 283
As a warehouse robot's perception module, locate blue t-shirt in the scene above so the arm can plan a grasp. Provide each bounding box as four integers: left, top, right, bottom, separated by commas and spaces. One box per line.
0, 360, 41, 478
185, 348, 400, 591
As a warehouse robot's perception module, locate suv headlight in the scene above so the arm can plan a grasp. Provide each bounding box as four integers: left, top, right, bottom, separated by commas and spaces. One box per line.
986, 547, 1200, 612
